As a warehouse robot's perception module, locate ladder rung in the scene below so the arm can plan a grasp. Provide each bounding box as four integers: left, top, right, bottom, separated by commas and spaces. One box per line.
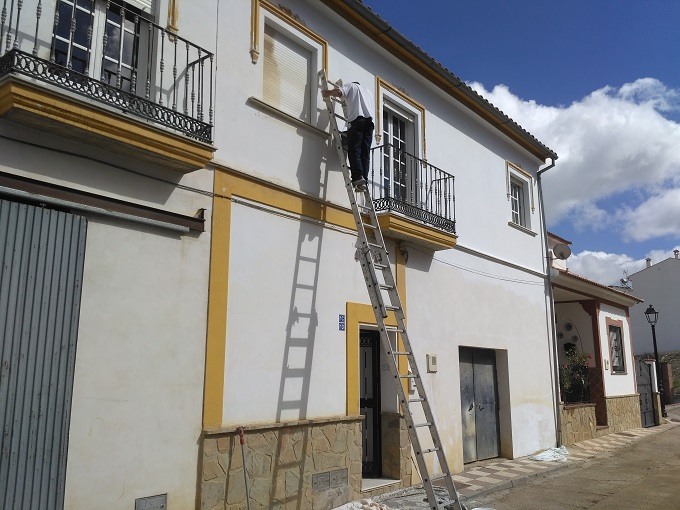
379, 284, 395, 290
414, 422, 432, 428
408, 397, 426, 403
367, 242, 384, 250
428, 473, 449, 483
374, 263, 388, 270
391, 351, 410, 355
385, 327, 404, 333
401, 374, 419, 379
421, 447, 441, 454
384, 305, 400, 311
437, 498, 459, 507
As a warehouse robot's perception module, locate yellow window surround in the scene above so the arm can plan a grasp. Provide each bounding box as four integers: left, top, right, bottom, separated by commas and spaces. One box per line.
251, 0, 328, 71
375, 77, 427, 160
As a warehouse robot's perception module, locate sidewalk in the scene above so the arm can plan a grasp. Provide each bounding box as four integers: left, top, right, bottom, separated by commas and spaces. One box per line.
365, 420, 679, 509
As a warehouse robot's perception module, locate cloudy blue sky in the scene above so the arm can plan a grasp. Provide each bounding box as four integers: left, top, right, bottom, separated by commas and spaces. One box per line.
362, 0, 680, 285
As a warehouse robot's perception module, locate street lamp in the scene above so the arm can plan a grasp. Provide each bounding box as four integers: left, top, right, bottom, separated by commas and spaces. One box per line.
645, 305, 667, 418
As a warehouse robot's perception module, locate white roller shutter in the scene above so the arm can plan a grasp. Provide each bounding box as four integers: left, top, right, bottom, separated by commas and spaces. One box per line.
126, 0, 154, 14
263, 24, 312, 122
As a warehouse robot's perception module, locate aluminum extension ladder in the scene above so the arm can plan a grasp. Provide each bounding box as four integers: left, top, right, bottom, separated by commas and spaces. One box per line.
320, 70, 465, 510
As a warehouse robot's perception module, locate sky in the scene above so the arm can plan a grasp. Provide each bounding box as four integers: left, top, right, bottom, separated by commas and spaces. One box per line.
361, 0, 680, 286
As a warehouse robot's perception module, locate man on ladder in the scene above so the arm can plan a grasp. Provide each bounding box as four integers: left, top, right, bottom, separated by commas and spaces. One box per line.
322, 81, 375, 191
321, 71, 466, 510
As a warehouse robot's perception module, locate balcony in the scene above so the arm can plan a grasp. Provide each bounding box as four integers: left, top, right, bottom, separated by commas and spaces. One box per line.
368, 144, 457, 251
0, 0, 214, 172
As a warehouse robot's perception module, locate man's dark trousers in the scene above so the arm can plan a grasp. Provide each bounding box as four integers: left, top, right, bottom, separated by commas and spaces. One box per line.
347, 116, 374, 182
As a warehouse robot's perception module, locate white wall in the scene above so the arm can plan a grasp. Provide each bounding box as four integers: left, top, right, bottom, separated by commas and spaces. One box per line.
223, 201, 370, 424
213, 0, 556, 466
597, 304, 637, 397
406, 248, 556, 460
0, 120, 212, 508
213, 0, 546, 272
629, 258, 680, 354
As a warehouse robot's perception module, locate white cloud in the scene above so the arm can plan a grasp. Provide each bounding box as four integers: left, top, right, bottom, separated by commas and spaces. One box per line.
469, 79, 680, 241
568, 247, 680, 286
620, 188, 680, 241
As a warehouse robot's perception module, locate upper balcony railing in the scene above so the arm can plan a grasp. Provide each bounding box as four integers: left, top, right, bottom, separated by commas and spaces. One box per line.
369, 144, 456, 234
0, 0, 213, 143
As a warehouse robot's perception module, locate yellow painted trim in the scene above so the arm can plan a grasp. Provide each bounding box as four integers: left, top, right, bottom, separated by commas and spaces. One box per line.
394, 242, 408, 392
0, 80, 213, 172
167, 0, 179, 33
253, 0, 329, 72
377, 214, 457, 251
203, 172, 232, 428
214, 165, 356, 231
375, 76, 427, 159
250, 0, 260, 63
346, 302, 397, 416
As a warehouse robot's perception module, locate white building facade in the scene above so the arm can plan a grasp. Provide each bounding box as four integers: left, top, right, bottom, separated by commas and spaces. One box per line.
1, 0, 215, 508
549, 234, 646, 443
201, 1, 559, 508
628, 254, 680, 355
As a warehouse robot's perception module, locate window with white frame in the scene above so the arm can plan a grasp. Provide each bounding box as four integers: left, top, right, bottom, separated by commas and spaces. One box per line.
509, 177, 526, 227
506, 162, 534, 229
52, 0, 153, 94
382, 102, 416, 203
609, 325, 626, 373
262, 23, 313, 122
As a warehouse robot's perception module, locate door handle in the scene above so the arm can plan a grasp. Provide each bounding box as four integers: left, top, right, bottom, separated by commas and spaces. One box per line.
478, 404, 484, 410
468, 403, 474, 411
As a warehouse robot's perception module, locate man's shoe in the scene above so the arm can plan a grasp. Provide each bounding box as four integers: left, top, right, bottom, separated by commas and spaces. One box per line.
352, 178, 367, 191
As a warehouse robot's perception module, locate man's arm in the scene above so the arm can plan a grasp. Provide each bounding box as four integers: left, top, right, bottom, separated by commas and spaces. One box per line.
322, 87, 342, 99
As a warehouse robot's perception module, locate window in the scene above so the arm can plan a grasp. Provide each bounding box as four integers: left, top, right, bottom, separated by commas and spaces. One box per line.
382, 103, 416, 203
510, 177, 526, 227
506, 161, 534, 230
609, 325, 626, 373
263, 24, 312, 122
51, 0, 152, 94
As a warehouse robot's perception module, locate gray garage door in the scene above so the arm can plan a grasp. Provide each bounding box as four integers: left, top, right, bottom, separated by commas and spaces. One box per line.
0, 199, 87, 510
460, 347, 500, 463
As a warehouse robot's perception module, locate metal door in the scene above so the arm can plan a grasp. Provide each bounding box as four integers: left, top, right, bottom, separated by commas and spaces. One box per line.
636, 360, 655, 428
459, 347, 500, 463
0, 199, 87, 510
360, 330, 381, 477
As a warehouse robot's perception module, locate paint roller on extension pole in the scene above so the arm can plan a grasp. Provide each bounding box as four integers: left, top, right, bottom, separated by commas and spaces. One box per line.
238, 427, 252, 510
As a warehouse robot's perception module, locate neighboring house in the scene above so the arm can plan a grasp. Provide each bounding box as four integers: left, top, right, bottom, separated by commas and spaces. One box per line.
201, 1, 558, 508
628, 252, 680, 355
548, 234, 646, 444
1, 1, 215, 509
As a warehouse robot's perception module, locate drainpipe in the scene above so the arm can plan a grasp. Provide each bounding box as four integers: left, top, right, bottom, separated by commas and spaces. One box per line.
537, 158, 562, 446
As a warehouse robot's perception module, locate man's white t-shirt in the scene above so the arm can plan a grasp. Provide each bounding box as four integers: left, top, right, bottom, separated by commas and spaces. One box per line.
340, 82, 374, 123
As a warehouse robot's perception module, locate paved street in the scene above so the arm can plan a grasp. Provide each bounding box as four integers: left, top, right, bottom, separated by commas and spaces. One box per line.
469, 411, 680, 509
359, 404, 680, 510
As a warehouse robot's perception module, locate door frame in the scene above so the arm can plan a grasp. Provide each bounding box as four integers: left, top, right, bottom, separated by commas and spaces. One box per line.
359, 329, 382, 478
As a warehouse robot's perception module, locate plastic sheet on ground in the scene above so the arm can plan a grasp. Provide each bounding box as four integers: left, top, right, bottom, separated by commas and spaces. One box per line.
333, 499, 392, 510
529, 445, 569, 462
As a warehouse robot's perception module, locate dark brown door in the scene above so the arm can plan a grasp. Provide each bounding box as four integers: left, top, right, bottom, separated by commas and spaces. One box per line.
360, 330, 381, 477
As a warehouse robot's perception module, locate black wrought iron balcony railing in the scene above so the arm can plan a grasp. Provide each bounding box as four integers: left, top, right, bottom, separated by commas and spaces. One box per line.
368, 144, 456, 234
0, 0, 213, 143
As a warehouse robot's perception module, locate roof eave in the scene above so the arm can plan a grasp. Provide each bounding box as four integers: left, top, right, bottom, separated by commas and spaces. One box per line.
319, 0, 558, 162
553, 271, 644, 306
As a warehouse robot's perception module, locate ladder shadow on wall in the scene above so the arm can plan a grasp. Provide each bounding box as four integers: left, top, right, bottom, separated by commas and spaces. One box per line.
269, 106, 332, 507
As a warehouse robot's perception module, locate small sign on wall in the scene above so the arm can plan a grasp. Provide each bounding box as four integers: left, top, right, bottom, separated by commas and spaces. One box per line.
339, 314, 346, 331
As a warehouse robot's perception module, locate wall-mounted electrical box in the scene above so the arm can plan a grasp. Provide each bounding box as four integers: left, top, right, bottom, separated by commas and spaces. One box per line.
426, 354, 438, 373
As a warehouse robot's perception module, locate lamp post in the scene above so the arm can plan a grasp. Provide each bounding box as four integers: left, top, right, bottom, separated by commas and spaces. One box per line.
645, 305, 667, 418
